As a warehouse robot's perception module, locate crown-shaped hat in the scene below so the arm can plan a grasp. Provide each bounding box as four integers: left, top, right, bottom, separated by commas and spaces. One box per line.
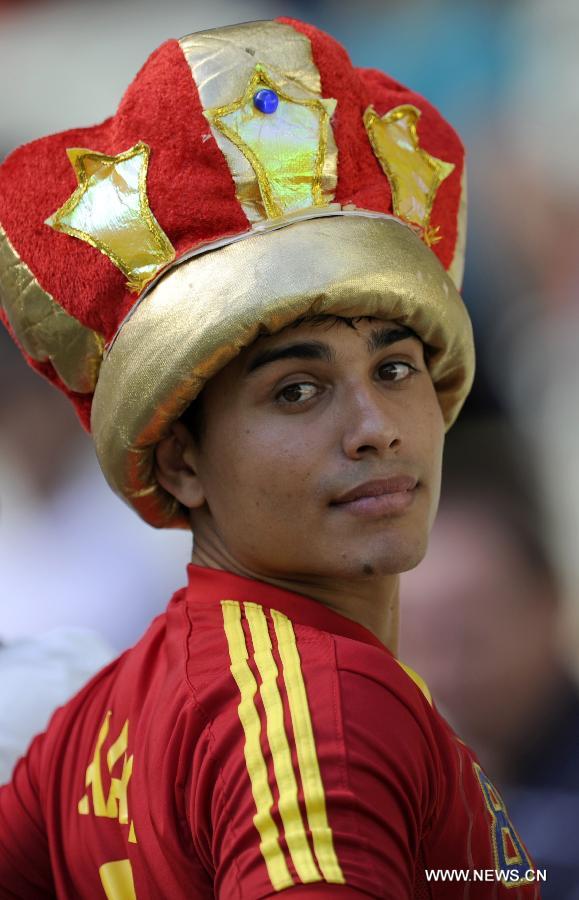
0, 17, 474, 528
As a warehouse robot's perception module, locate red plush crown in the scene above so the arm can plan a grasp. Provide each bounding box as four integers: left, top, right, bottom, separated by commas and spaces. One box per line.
0, 17, 472, 527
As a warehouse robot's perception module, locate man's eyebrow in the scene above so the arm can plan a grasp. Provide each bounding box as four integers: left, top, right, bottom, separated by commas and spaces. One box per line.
245, 341, 336, 375
245, 325, 421, 376
367, 325, 422, 354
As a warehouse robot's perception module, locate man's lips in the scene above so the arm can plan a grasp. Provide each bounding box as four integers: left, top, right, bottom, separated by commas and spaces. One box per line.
329, 476, 419, 518
331, 476, 418, 505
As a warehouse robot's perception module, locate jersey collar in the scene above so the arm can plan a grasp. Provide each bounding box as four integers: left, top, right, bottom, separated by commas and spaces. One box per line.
186, 563, 390, 653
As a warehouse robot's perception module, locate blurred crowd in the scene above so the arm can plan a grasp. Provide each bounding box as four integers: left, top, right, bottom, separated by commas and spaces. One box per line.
2, 0, 579, 896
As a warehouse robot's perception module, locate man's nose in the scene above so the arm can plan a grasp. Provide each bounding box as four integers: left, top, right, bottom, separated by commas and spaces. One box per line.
339, 381, 401, 460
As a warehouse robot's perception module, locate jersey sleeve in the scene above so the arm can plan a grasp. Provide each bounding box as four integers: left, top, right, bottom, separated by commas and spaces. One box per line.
186, 601, 437, 900
0, 732, 55, 898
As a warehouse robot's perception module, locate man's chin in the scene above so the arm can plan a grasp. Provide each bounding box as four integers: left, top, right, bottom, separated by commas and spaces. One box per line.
333, 536, 429, 579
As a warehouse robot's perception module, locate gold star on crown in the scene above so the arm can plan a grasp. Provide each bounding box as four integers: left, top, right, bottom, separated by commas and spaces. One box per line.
364, 104, 455, 246
204, 64, 337, 220
46, 142, 175, 293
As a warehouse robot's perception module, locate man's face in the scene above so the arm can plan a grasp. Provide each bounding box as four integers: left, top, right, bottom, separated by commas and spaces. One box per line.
186, 317, 444, 581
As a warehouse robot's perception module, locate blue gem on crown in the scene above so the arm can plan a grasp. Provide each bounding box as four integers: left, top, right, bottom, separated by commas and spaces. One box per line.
253, 88, 279, 114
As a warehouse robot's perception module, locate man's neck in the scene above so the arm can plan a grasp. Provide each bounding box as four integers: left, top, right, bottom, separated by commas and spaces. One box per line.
268, 572, 401, 656
191, 543, 400, 655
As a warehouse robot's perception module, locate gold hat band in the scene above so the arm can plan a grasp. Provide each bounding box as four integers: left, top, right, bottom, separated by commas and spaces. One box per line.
91, 212, 475, 528
0, 221, 104, 393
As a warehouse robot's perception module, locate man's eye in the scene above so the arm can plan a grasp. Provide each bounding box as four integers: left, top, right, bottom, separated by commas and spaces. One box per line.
277, 382, 318, 404
378, 361, 417, 382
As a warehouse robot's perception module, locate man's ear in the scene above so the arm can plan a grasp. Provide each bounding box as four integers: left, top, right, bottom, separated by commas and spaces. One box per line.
155, 421, 206, 509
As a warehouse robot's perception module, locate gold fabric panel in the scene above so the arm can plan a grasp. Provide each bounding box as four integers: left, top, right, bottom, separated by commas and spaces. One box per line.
205, 64, 336, 219
179, 21, 338, 223
447, 163, 468, 290
46, 142, 175, 294
91, 213, 475, 529
0, 221, 104, 393
364, 105, 455, 247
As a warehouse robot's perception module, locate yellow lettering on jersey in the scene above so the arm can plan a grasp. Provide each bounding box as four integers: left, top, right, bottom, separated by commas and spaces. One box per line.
106, 721, 133, 825
99, 859, 137, 900
78, 710, 136, 842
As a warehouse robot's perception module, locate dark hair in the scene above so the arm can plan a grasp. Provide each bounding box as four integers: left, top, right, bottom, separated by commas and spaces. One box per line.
180, 390, 205, 445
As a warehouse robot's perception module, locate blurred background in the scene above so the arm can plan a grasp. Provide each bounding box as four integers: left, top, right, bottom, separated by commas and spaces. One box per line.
1, 0, 579, 893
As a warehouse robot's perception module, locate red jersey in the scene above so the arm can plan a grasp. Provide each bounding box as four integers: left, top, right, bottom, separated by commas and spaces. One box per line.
0, 565, 540, 899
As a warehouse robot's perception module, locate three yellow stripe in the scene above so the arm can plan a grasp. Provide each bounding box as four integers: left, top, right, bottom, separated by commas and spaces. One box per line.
221, 600, 345, 892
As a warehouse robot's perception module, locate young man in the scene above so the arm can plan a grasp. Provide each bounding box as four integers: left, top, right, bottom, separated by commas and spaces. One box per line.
0, 17, 541, 899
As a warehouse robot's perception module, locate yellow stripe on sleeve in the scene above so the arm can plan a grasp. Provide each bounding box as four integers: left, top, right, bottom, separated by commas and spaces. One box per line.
244, 602, 322, 885
396, 660, 433, 706
221, 600, 294, 891
271, 609, 345, 885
